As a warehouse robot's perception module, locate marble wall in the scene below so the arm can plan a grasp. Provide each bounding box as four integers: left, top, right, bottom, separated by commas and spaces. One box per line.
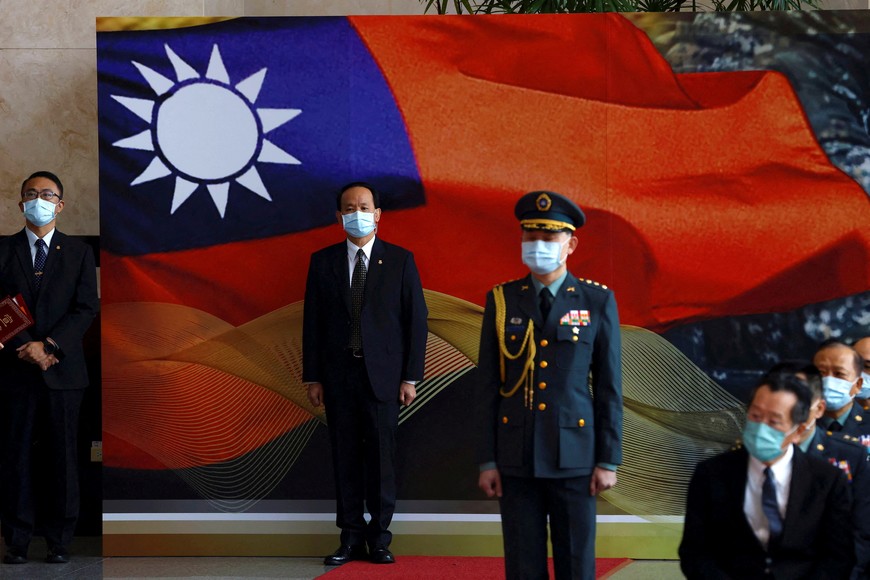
1, 0, 866, 235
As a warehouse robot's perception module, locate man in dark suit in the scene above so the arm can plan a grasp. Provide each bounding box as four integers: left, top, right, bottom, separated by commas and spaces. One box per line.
765, 361, 870, 579
477, 191, 622, 580
303, 182, 428, 566
0, 171, 99, 565
680, 373, 855, 579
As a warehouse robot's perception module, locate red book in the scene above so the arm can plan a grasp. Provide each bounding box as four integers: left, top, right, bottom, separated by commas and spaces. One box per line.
0, 294, 34, 345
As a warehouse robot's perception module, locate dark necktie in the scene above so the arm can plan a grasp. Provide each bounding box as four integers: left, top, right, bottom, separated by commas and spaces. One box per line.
34, 239, 47, 290
762, 467, 783, 545
539, 288, 553, 320
828, 420, 842, 432
349, 248, 367, 350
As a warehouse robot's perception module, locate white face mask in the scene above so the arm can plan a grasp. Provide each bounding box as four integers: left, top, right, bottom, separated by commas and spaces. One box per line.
521, 239, 568, 275
341, 211, 376, 238
857, 373, 870, 399
822, 376, 859, 411
22, 198, 58, 227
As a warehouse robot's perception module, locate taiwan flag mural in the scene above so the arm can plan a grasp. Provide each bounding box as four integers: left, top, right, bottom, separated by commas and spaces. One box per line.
97, 12, 870, 556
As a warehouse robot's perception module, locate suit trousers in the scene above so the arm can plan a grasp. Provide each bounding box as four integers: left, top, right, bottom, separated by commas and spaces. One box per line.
499, 474, 596, 580
324, 352, 399, 549
1, 383, 85, 550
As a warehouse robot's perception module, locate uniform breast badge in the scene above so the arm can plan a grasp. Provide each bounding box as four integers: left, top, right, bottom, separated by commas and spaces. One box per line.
559, 310, 591, 327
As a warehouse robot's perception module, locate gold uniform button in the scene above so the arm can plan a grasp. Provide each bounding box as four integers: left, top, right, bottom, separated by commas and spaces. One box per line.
502, 416, 509, 424
816, 444, 825, 451
539, 339, 549, 347
538, 403, 547, 411
510, 335, 517, 341
572, 336, 579, 342
578, 419, 585, 427
539, 361, 548, 369
538, 382, 547, 390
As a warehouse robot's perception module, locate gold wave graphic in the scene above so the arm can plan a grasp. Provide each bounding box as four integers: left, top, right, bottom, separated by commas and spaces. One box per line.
104, 292, 742, 514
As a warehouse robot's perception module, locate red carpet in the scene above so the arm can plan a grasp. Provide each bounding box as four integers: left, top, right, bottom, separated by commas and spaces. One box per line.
319, 556, 631, 579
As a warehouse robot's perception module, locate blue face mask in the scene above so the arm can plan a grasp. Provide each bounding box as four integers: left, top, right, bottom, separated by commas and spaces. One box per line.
822, 376, 858, 411
22, 198, 58, 227
522, 240, 567, 275
742, 420, 793, 463
341, 211, 376, 238
857, 373, 870, 399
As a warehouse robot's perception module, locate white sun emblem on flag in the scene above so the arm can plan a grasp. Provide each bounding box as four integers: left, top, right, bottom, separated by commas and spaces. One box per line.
111, 44, 301, 218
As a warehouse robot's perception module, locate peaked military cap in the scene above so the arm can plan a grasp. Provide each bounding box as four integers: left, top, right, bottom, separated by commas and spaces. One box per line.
515, 190, 586, 232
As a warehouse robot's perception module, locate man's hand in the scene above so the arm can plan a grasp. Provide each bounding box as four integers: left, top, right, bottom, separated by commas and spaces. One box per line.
589, 466, 617, 496
399, 382, 416, 406
39, 354, 59, 371
306, 382, 324, 408
16, 341, 50, 366
478, 468, 502, 498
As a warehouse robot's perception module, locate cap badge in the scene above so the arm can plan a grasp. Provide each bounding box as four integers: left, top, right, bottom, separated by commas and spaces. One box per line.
536, 192, 552, 212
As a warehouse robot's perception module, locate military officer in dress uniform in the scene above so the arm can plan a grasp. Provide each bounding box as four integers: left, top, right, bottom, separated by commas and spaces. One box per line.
814, 340, 870, 446
477, 191, 622, 580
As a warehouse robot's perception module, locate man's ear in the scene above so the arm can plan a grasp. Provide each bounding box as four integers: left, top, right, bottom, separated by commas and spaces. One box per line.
786, 423, 807, 447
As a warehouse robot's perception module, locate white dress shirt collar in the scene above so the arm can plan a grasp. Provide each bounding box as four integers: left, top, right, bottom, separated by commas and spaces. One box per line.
24, 226, 56, 262
346, 235, 376, 262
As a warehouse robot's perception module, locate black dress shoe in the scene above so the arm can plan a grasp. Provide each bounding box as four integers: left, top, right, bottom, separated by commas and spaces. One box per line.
324, 544, 367, 566
3, 548, 27, 565
370, 547, 395, 564
45, 548, 69, 564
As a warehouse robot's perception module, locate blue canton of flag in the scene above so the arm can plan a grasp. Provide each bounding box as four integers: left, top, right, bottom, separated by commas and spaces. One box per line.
97, 17, 423, 256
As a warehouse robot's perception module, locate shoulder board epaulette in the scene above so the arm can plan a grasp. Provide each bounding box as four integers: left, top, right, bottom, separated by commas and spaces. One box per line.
493, 277, 524, 290
577, 277, 609, 290
829, 433, 866, 449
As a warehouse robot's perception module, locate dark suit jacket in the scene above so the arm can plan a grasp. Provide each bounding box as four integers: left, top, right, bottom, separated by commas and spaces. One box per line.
302, 237, 428, 402
477, 273, 622, 478
680, 446, 855, 580
0, 229, 99, 390
807, 429, 870, 579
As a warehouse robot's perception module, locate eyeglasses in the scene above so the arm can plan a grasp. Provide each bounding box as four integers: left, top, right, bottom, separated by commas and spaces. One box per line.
22, 189, 62, 202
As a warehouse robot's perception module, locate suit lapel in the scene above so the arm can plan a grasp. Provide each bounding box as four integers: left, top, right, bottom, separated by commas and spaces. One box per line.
40, 231, 64, 294
332, 242, 352, 315
516, 275, 540, 328
364, 238, 385, 306
550, 274, 581, 326
12, 230, 38, 301
730, 449, 767, 551
781, 446, 809, 547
